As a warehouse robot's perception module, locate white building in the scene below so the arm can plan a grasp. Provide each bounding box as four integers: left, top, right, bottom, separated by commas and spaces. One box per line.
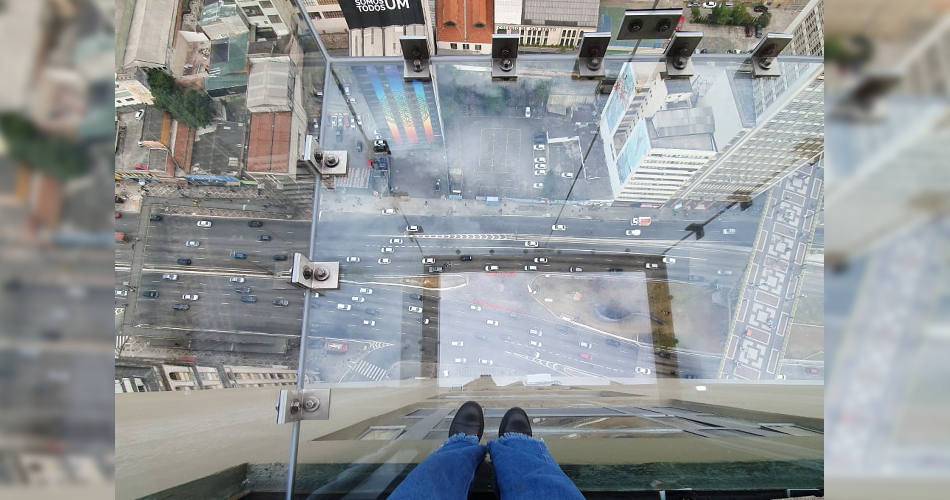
494, 0, 598, 49
234, 0, 296, 38
114, 68, 153, 107
494, 0, 522, 25
224, 365, 298, 387
299, 0, 348, 34
788, 0, 824, 57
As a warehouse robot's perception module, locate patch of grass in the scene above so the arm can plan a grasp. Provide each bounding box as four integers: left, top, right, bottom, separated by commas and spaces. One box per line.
793, 295, 824, 325
785, 324, 824, 361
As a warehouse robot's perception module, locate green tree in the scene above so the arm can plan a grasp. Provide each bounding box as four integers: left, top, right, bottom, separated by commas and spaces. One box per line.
690, 6, 702, 22
0, 113, 87, 180
531, 80, 551, 105
755, 10, 772, 28
146, 68, 213, 128
731, 4, 754, 26
711, 5, 730, 25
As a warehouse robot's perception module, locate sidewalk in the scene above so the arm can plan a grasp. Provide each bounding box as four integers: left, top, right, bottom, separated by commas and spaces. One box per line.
116, 179, 312, 220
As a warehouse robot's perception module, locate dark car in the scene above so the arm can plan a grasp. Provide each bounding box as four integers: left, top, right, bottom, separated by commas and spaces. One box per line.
410, 293, 423, 300
605, 338, 621, 347
172, 304, 190, 311
459, 255, 473, 261
273, 299, 290, 307
149, 214, 163, 221
434, 179, 441, 192
753, 4, 768, 12
248, 220, 263, 227
273, 254, 288, 261
356, 140, 363, 152
754, 24, 762, 38
684, 374, 699, 379
607, 268, 624, 272
365, 308, 379, 316
241, 295, 258, 303
141, 290, 159, 298
745, 25, 754, 37
176, 259, 192, 265
428, 266, 444, 273
259, 235, 272, 241
688, 275, 705, 282
235, 287, 251, 294
657, 351, 673, 359
234, 253, 247, 259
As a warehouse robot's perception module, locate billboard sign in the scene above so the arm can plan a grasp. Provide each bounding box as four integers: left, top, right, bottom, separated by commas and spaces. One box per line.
614, 120, 650, 185
339, 0, 426, 29
600, 62, 636, 137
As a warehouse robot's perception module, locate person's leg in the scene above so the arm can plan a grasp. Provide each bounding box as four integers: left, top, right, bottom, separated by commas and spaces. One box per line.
488, 408, 585, 500
388, 401, 487, 500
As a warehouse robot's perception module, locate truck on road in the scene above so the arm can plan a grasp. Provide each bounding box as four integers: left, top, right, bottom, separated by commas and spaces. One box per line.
630, 216, 652, 226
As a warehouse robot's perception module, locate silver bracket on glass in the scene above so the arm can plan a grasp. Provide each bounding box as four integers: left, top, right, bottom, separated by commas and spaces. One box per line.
400, 36, 431, 81
664, 31, 703, 78
617, 9, 682, 41
750, 33, 793, 78
289, 253, 340, 291
492, 34, 519, 79
276, 388, 330, 424
300, 135, 347, 176
576, 32, 611, 79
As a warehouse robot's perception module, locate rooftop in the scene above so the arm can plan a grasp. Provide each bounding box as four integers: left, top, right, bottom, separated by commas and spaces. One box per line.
437, 0, 494, 44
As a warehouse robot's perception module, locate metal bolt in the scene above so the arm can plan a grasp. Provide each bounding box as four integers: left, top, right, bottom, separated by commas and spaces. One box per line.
302, 266, 313, 280
656, 19, 672, 33
629, 20, 643, 33
303, 398, 320, 412
314, 266, 330, 281
325, 154, 339, 167
412, 59, 424, 72
289, 399, 300, 414
500, 58, 513, 71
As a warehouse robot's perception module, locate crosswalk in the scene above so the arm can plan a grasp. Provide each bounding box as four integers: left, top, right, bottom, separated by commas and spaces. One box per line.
350, 359, 388, 381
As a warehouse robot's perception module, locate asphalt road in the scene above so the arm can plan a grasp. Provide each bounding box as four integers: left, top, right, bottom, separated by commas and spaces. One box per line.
115, 212, 139, 265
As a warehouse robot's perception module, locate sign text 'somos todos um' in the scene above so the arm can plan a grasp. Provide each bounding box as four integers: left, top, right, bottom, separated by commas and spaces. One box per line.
354, 0, 411, 12
340, 0, 425, 29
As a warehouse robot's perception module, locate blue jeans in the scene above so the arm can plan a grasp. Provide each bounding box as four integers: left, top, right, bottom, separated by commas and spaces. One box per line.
388, 433, 585, 500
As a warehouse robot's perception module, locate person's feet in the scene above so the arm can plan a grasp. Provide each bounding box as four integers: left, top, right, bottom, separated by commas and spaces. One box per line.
449, 401, 484, 440
498, 407, 532, 437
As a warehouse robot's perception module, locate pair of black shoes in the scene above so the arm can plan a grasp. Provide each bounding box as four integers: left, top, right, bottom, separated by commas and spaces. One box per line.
449, 401, 531, 440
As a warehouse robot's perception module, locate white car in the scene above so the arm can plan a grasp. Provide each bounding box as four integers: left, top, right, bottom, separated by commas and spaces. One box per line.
389, 238, 403, 244
569, 266, 582, 273
485, 265, 499, 271
534, 163, 547, 170
533, 182, 544, 188
662, 257, 676, 264
346, 257, 360, 263
551, 224, 566, 231
533, 144, 545, 151
625, 229, 641, 236
337, 303, 351, 310
182, 294, 199, 301
526, 351, 540, 359
717, 270, 733, 276
408, 305, 423, 313
351, 296, 365, 303
423, 257, 435, 264
479, 358, 494, 365
524, 265, 537, 271
534, 257, 548, 263
381, 208, 396, 215
470, 304, 482, 311
360, 287, 373, 294
534, 157, 546, 163
702, 1, 718, 8
561, 172, 574, 178
534, 170, 546, 176
529, 340, 542, 348
529, 328, 542, 336
454, 358, 467, 363
185, 240, 200, 247
197, 220, 212, 228
525, 241, 539, 247
115, 290, 127, 297
134, 109, 145, 119
524, 106, 531, 118
486, 319, 499, 326
363, 320, 376, 326
164, 274, 179, 280
381, 247, 394, 253
645, 263, 659, 269
776, 374, 787, 380
635, 367, 652, 375
722, 228, 736, 235
579, 341, 592, 349
228, 276, 242, 283
378, 258, 391, 264
451, 341, 464, 347
406, 225, 421, 232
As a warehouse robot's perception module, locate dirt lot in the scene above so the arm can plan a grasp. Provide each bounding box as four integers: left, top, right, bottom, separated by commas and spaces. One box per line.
668, 282, 731, 353
785, 323, 823, 361
793, 294, 823, 325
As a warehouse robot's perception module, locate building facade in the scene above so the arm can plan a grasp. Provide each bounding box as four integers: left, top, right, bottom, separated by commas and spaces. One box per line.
436, 0, 494, 55
114, 68, 153, 107
234, 0, 296, 38
299, 0, 348, 34
349, 1, 435, 57
788, 0, 824, 57
494, 0, 598, 49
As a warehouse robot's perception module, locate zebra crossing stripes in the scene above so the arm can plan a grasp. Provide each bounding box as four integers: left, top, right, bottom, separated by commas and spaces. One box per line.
352, 360, 388, 381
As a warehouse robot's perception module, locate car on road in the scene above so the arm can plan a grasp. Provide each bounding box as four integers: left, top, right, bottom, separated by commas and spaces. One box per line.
331, 115, 338, 127
753, 4, 768, 12
410, 293, 423, 300
607, 268, 624, 272
235, 287, 251, 294
185, 240, 200, 247
470, 304, 482, 311
533, 182, 544, 189
755, 24, 762, 38
273, 299, 289, 307
460, 255, 473, 261
561, 172, 574, 179
485, 265, 499, 271
417, 318, 430, 324
258, 235, 271, 241
657, 351, 673, 359
486, 319, 499, 326
422, 257, 435, 264
337, 303, 351, 311
182, 294, 199, 301
234, 253, 247, 259
363, 320, 376, 326
534, 163, 547, 170
534, 170, 546, 176
141, 290, 159, 298
134, 109, 145, 119
359, 287, 373, 294
172, 304, 190, 311
451, 341, 464, 347
684, 374, 699, 379
381, 208, 396, 215
114, 212, 122, 219
406, 225, 421, 232
529, 340, 542, 348
806, 367, 820, 374
365, 308, 378, 315
533, 144, 545, 151
163, 274, 179, 281
745, 25, 754, 37
115, 290, 128, 297
408, 305, 422, 313
569, 266, 582, 272
241, 295, 258, 303
229, 277, 244, 283
717, 269, 733, 275
579, 341, 592, 349
346, 257, 360, 263
524, 265, 537, 271
534, 157, 546, 163
525, 241, 539, 247
605, 338, 621, 347
273, 254, 287, 260
389, 238, 403, 244
532, 257, 548, 263
351, 296, 365, 303
247, 220, 263, 227
149, 214, 163, 221
428, 266, 444, 273
645, 263, 658, 269
625, 229, 641, 236
454, 358, 467, 363
476, 334, 490, 341
662, 257, 676, 264
134, 163, 148, 170
479, 358, 494, 366
688, 275, 705, 282
722, 228, 736, 235
529, 328, 542, 336
551, 224, 566, 231
197, 220, 212, 227
635, 367, 652, 375
378, 258, 391, 264
580, 353, 593, 361
687, 1, 700, 6
326, 342, 348, 353
524, 107, 531, 118
776, 374, 787, 380
525, 351, 540, 359
381, 247, 394, 254
177, 258, 192, 265
702, 1, 717, 7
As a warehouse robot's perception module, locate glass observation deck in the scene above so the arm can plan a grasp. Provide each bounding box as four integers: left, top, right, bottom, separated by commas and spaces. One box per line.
113, 5, 825, 499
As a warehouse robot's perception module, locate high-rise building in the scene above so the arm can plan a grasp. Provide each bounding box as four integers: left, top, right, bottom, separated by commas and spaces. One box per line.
347, 0, 434, 56
493, 0, 598, 49
299, 0, 349, 35
436, 0, 494, 55
787, 0, 824, 57
234, 0, 297, 38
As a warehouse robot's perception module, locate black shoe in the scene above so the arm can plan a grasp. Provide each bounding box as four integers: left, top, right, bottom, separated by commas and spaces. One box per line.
449, 401, 484, 440
498, 407, 532, 437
